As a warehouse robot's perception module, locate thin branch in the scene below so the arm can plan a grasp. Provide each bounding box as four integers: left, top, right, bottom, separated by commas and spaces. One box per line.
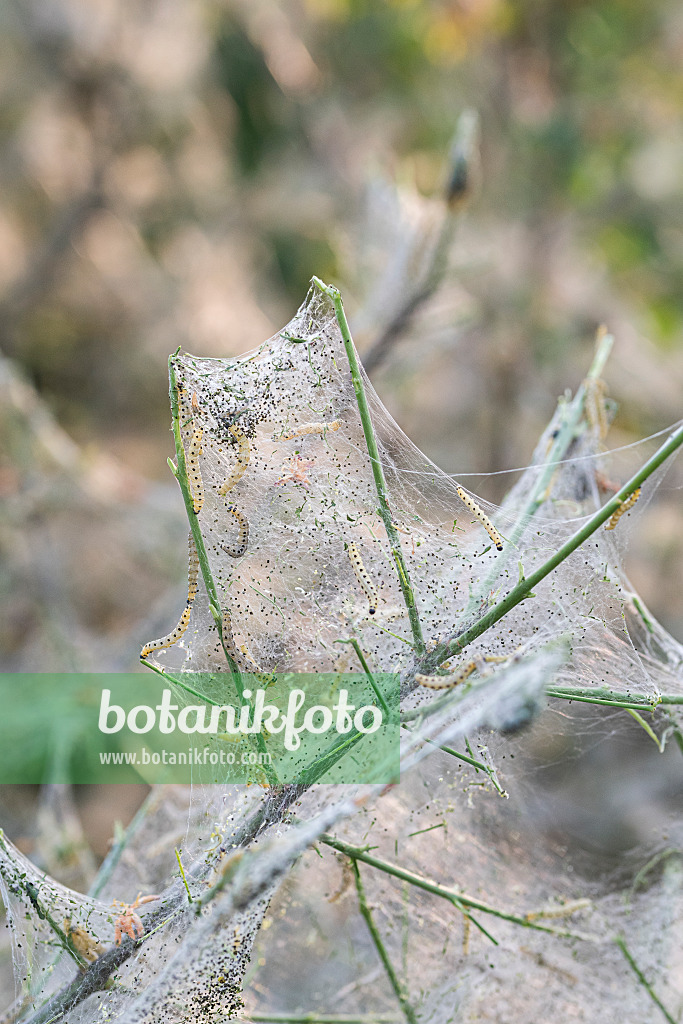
335, 638, 391, 718
352, 862, 419, 1024
421, 422, 683, 673
615, 937, 677, 1024
321, 834, 599, 943
454, 327, 614, 629
361, 110, 479, 375
312, 278, 425, 656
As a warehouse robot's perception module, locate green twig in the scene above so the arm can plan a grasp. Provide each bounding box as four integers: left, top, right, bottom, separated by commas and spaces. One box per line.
321, 834, 598, 943
0, 835, 89, 973
154, 360, 279, 785
335, 638, 391, 717
89, 789, 164, 898
454, 329, 614, 628
626, 709, 667, 751
616, 937, 677, 1024
352, 861, 419, 1024
423, 422, 683, 673
546, 685, 683, 710
401, 725, 506, 796
175, 849, 193, 903
312, 278, 425, 657
166, 357, 241, 678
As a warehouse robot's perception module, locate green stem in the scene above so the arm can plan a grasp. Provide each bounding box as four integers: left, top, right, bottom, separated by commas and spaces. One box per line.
546, 685, 683, 709
513, 329, 614, 534
456, 330, 614, 627
424, 422, 683, 672
166, 357, 241, 679
0, 835, 88, 972
401, 726, 506, 796
616, 937, 677, 1024
352, 862, 419, 1024
312, 278, 425, 656
175, 849, 193, 903
335, 638, 391, 717
89, 789, 163, 898
322, 834, 598, 943
162, 359, 279, 784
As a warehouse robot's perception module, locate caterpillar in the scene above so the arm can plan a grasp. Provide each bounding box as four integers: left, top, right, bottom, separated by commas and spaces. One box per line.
415, 660, 477, 690
141, 535, 200, 658
347, 541, 378, 615
456, 486, 503, 551
220, 504, 249, 558
220, 605, 240, 664
281, 420, 341, 440
239, 644, 278, 688
584, 376, 609, 441
187, 424, 204, 514
605, 487, 641, 530
525, 898, 591, 922
218, 426, 250, 496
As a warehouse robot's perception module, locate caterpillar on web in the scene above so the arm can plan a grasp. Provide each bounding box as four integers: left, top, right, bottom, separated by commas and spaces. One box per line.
187, 424, 204, 514
185, 392, 204, 515
456, 486, 503, 551
605, 487, 641, 531
281, 420, 341, 440
141, 534, 200, 659
220, 504, 249, 558
347, 541, 378, 615
218, 426, 250, 496
415, 661, 477, 690
239, 644, 278, 688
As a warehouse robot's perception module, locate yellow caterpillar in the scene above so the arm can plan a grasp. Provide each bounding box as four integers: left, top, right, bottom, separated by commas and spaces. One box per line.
456, 486, 503, 551
141, 535, 200, 658
415, 661, 477, 690
281, 420, 340, 440
187, 424, 204, 514
347, 541, 378, 615
220, 504, 249, 558
218, 426, 251, 496
605, 487, 641, 531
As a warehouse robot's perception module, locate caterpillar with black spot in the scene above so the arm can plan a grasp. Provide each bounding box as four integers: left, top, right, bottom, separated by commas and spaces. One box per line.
456, 486, 503, 551
415, 660, 477, 690
220, 504, 249, 558
239, 644, 277, 688
141, 534, 199, 658
187, 423, 204, 514
218, 426, 250, 496
347, 541, 378, 615
605, 487, 641, 531
281, 420, 341, 440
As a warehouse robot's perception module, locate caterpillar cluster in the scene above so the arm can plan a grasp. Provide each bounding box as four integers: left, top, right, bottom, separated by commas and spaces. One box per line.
415, 660, 477, 690
605, 487, 641, 530
456, 486, 503, 551
347, 541, 378, 615
141, 534, 200, 658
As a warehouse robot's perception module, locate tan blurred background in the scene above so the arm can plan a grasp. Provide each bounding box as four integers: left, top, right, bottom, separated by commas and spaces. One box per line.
1, 0, 682, 847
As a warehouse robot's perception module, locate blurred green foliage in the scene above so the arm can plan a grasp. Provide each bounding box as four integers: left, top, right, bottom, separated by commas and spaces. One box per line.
1, 0, 682, 441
